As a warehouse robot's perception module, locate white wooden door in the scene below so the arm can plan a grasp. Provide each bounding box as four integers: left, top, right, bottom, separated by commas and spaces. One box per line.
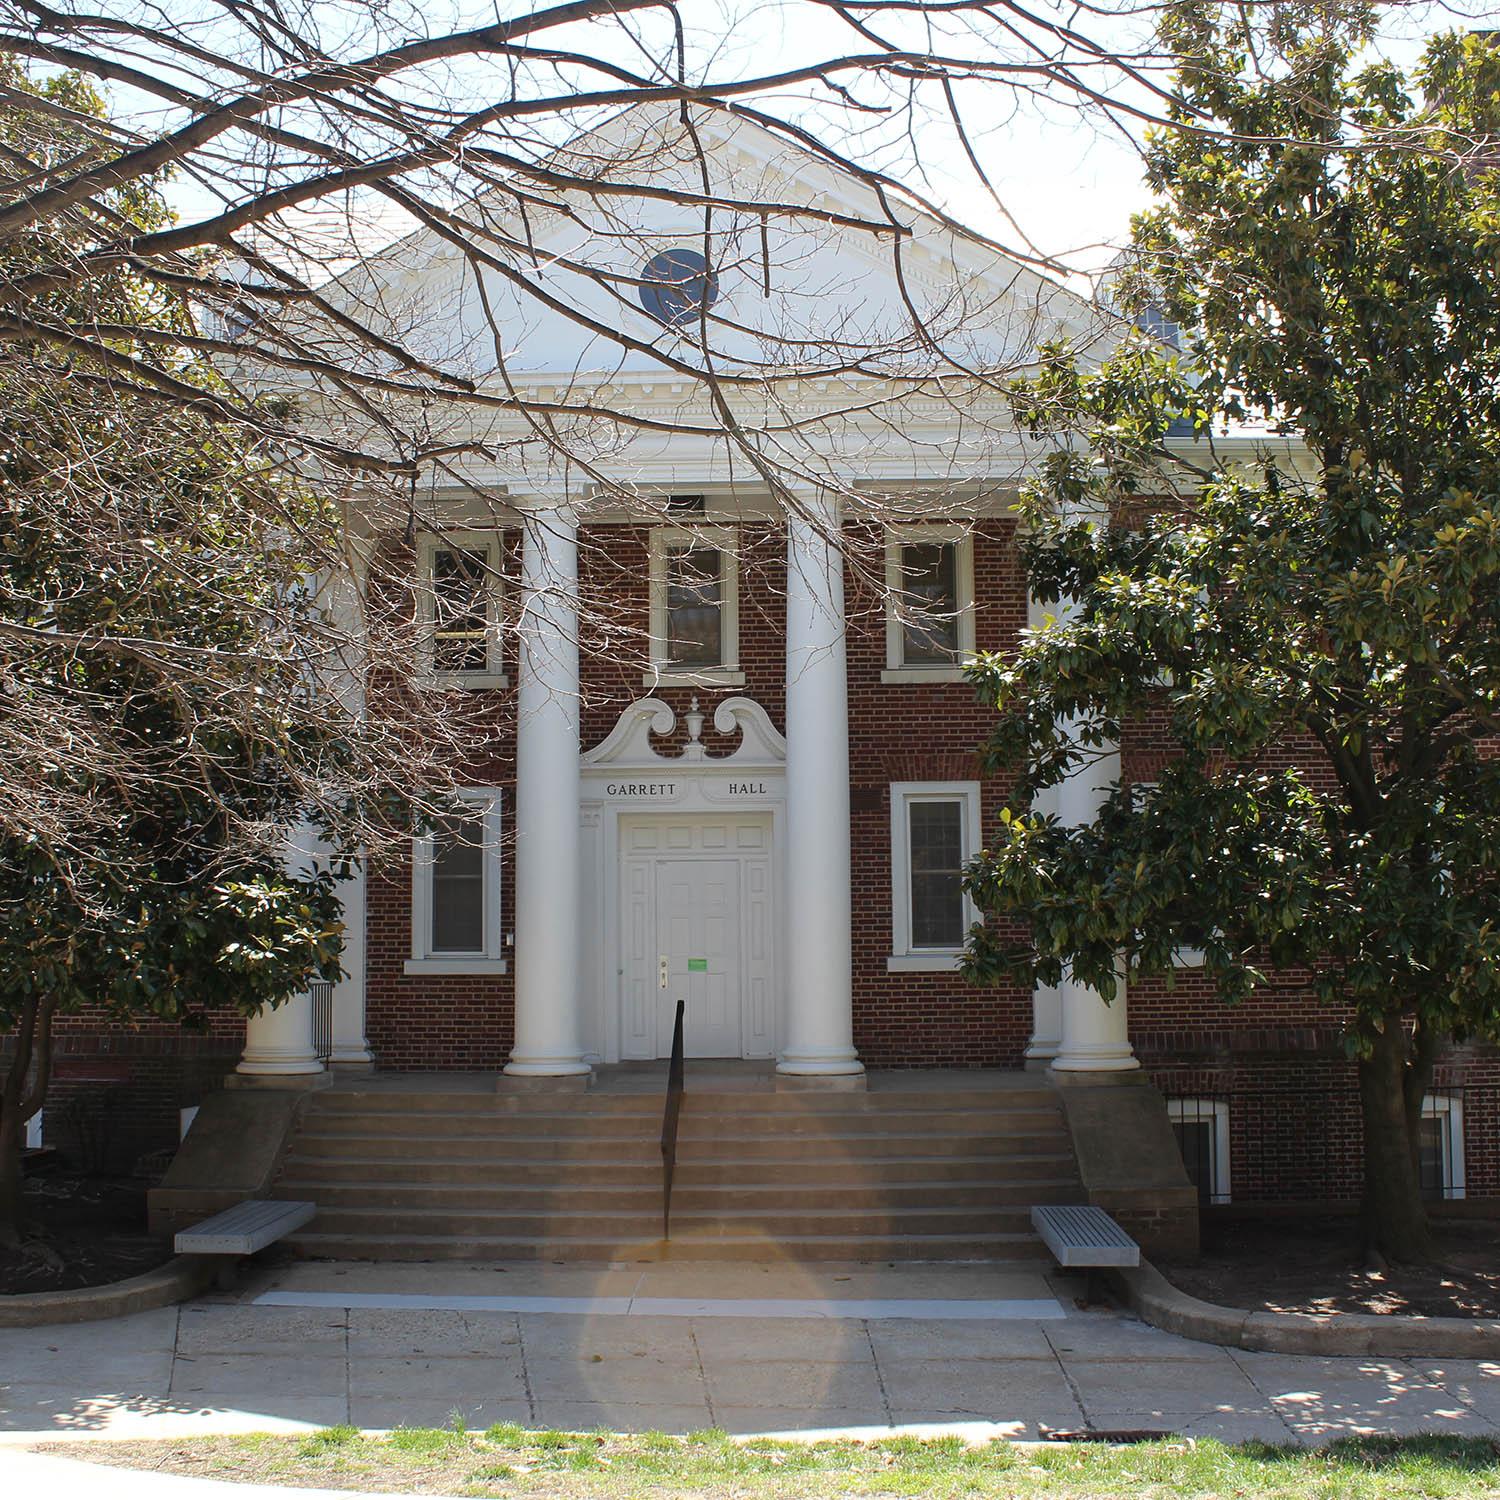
657, 859, 740, 1057
618, 814, 776, 1060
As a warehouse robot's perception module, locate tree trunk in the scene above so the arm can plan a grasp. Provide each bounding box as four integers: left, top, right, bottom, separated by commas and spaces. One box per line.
1359, 1018, 1435, 1263
0, 991, 54, 1251
0, 1108, 22, 1251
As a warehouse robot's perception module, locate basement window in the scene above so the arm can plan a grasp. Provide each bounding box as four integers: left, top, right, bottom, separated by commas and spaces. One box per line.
1419, 1093, 1466, 1202
407, 790, 507, 975
1167, 1097, 1231, 1206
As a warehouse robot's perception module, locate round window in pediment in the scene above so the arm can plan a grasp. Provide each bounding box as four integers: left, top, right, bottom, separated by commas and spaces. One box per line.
639, 247, 719, 327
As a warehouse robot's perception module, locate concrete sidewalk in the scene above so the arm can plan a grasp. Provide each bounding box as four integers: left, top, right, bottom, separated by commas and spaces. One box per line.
2, 1258, 1497, 1447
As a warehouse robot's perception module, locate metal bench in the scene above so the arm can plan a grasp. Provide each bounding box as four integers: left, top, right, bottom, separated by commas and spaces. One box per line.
176, 1200, 315, 1287
1032, 1205, 1139, 1303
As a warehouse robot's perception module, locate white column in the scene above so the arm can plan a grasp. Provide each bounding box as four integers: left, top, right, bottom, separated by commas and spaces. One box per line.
238, 992, 323, 1076
505, 503, 590, 1079
1023, 587, 1062, 1066
777, 492, 863, 1078
1049, 654, 1138, 1074
329, 857, 372, 1067
238, 821, 324, 1078
323, 554, 371, 1067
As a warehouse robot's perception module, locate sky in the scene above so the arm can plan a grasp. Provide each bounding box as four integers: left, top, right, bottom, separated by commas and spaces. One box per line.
123, 0, 1491, 291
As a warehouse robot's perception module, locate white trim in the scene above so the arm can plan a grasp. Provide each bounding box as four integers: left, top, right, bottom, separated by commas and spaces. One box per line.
641, 667, 747, 690
1422, 1093, 1467, 1201
1166, 1098, 1231, 1205
410, 789, 505, 970
888, 780, 981, 961
885, 952, 964, 973
648, 526, 740, 677
403, 957, 509, 976
884, 524, 976, 673
416, 531, 508, 689
880, 666, 970, 685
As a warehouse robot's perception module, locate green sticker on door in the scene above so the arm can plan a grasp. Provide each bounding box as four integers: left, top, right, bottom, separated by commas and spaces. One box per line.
686, 958, 708, 972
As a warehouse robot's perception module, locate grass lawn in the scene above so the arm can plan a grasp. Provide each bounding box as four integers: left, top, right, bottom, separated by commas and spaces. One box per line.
45, 1425, 1500, 1498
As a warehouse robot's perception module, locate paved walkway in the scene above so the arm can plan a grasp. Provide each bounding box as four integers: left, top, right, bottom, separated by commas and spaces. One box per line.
2, 1259, 1497, 1447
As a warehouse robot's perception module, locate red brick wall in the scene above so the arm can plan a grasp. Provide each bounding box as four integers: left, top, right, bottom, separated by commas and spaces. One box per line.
32, 517, 1500, 1204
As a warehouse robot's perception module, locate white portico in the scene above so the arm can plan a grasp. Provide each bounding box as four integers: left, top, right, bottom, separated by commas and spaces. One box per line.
578, 695, 785, 1063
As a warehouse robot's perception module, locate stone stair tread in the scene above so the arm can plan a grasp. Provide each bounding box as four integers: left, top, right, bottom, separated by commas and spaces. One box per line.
279, 1177, 1081, 1193
284, 1230, 1051, 1262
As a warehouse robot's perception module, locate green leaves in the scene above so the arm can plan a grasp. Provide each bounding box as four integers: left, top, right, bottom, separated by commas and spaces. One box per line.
967, 18, 1500, 1051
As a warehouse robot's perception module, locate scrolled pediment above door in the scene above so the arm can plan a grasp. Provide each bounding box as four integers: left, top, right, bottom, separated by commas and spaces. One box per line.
581, 695, 786, 770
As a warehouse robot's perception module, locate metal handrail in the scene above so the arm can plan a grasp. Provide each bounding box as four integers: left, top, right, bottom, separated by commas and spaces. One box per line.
660, 999, 686, 1239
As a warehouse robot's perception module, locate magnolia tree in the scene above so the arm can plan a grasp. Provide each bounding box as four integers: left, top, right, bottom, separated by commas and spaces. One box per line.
964, 16, 1500, 1260
0, 63, 413, 1248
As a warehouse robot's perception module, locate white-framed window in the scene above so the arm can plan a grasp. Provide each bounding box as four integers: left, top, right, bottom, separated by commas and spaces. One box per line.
417, 531, 506, 688
646, 526, 743, 686
24, 1110, 42, 1150
406, 790, 507, 975
883, 525, 976, 682
1419, 1093, 1466, 1202
888, 781, 981, 971
1167, 1098, 1231, 1205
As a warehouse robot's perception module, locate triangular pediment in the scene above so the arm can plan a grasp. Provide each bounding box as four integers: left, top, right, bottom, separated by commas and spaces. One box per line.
332, 104, 1106, 385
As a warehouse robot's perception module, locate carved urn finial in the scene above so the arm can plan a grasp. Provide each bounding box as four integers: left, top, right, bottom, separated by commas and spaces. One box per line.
683, 694, 706, 759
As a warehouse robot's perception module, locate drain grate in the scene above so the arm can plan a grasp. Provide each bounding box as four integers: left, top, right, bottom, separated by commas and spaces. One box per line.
1038, 1428, 1180, 1445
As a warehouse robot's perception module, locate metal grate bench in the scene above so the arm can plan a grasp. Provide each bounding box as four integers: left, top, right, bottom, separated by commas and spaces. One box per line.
175, 1199, 315, 1267
1031, 1204, 1140, 1269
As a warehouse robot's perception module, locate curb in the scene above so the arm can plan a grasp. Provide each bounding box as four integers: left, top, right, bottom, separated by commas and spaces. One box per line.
1116, 1258, 1500, 1357
0, 1255, 213, 1328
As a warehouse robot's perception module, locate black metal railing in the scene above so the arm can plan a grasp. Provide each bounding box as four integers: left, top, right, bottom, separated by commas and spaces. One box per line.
310, 979, 334, 1064
660, 999, 686, 1239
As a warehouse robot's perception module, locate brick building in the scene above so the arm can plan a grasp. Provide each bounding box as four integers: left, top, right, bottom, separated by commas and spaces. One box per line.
40, 105, 1500, 1227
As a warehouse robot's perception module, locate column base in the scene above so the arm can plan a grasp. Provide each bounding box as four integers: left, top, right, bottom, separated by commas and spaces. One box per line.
775, 1056, 865, 1079
1049, 1054, 1143, 1080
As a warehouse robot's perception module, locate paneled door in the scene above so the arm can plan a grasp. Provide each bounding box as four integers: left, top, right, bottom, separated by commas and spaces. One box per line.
656, 859, 740, 1057
619, 814, 776, 1060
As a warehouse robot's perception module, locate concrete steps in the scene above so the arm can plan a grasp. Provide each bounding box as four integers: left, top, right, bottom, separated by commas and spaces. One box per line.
274, 1076, 1083, 1263
285, 1231, 1052, 1263
278, 1152, 1079, 1188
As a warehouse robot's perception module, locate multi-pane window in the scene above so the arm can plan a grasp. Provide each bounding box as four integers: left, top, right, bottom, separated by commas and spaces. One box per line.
1167, 1098, 1231, 1206
884, 527, 976, 676
666, 544, 724, 667
889, 782, 980, 967
648, 528, 740, 682
409, 792, 505, 973
898, 542, 960, 665
1419, 1093, 1466, 1202
420, 535, 502, 684
908, 800, 965, 948
429, 809, 485, 953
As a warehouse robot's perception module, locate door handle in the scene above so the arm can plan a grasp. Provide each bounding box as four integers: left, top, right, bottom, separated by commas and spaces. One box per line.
658, 955, 669, 990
